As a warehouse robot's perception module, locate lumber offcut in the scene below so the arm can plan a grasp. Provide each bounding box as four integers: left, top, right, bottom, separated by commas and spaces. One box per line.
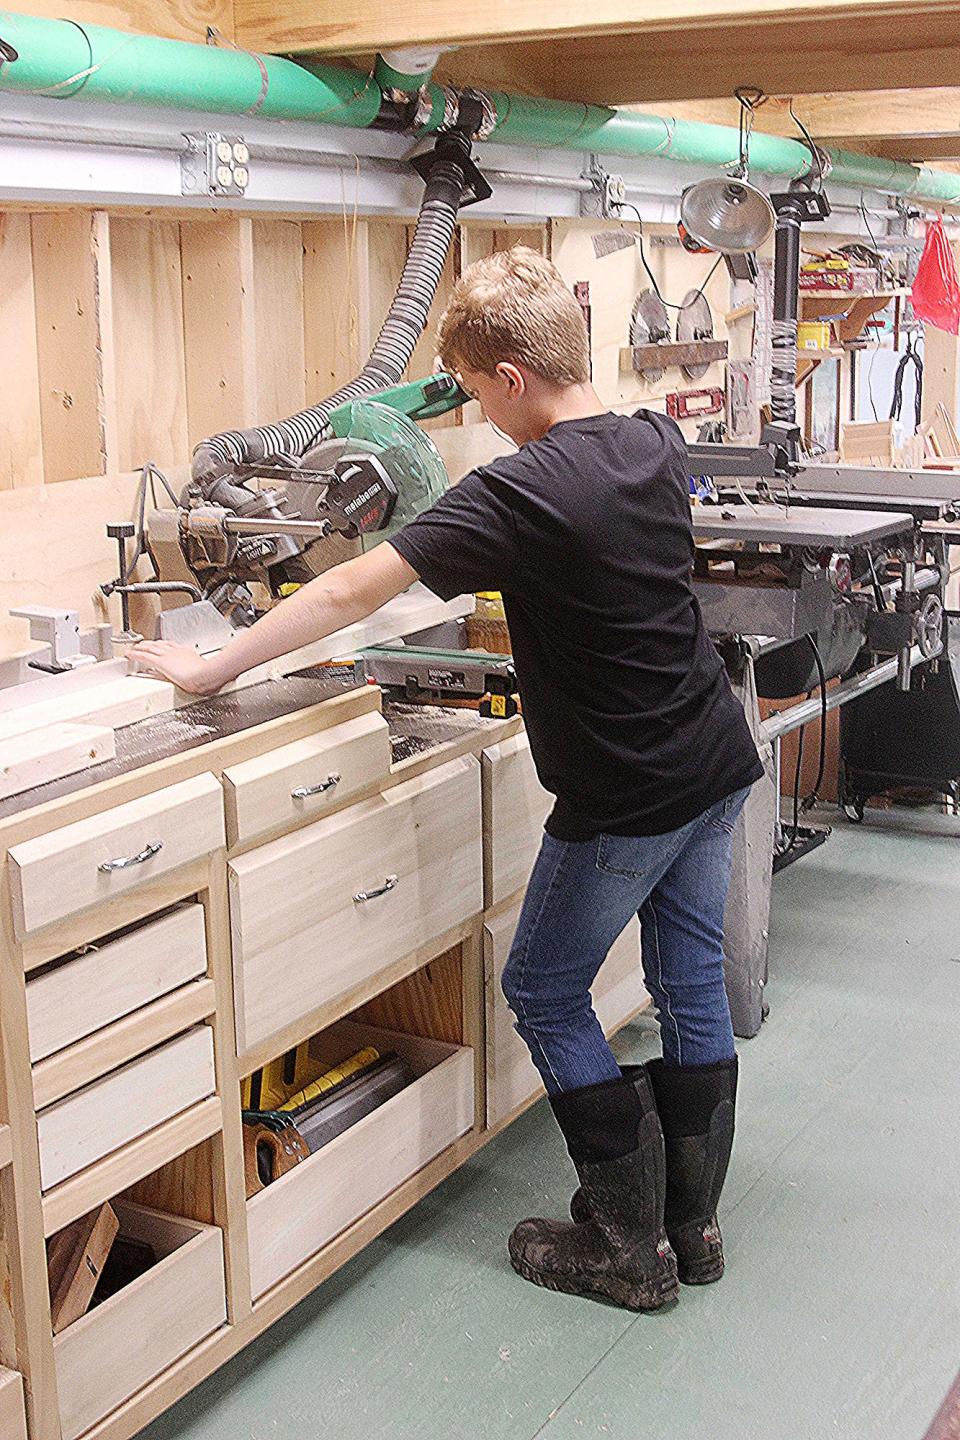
0, 723, 116, 801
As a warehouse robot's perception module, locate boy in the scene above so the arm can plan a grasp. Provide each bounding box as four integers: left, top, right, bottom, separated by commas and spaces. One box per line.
132, 246, 763, 1314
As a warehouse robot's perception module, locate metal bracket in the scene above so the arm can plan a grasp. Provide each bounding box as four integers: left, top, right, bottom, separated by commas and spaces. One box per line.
181, 132, 250, 198
9, 606, 97, 673
580, 156, 626, 218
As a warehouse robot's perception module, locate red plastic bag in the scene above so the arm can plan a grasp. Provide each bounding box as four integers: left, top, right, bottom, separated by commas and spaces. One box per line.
911, 217, 960, 334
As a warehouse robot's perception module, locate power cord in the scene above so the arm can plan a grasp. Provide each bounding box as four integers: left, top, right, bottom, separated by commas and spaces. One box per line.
789, 103, 824, 192
786, 633, 828, 851
890, 334, 923, 431
615, 201, 725, 312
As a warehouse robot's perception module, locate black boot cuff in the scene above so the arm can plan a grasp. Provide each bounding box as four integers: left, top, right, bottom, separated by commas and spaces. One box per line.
549, 1074, 653, 1165
647, 1056, 738, 1138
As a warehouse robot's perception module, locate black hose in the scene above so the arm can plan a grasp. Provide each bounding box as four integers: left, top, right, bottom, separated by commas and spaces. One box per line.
803, 634, 828, 808
785, 634, 828, 852
192, 135, 471, 484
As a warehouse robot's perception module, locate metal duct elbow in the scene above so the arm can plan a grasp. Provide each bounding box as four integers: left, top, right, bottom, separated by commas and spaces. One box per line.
374, 47, 448, 97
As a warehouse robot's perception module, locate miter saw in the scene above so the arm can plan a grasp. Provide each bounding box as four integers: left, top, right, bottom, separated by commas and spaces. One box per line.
144, 372, 470, 647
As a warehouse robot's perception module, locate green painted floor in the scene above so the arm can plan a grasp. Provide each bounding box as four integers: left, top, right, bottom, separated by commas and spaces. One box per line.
140, 808, 960, 1440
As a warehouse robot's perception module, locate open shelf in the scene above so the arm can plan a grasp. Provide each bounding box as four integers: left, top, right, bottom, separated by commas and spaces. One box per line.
46, 1141, 228, 1440
243, 948, 475, 1301
800, 287, 911, 301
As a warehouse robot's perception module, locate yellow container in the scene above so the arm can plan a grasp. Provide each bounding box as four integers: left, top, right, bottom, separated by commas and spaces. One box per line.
797, 320, 832, 351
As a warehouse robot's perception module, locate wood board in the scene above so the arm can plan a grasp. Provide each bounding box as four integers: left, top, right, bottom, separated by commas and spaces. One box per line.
0, 724, 116, 803
0, 678, 175, 745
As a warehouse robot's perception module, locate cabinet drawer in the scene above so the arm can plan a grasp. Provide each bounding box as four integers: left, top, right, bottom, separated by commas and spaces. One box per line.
0, 1367, 27, 1440
26, 904, 208, 1064
54, 1202, 226, 1440
230, 756, 482, 1054
223, 711, 391, 847
8, 773, 225, 939
481, 733, 552, 909
484, 906, 648, 1128
37, 1025, 217, 1191
247, 1021, 474, 1299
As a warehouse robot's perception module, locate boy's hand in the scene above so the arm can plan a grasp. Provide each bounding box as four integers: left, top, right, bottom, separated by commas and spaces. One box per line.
128, 641, 223, 696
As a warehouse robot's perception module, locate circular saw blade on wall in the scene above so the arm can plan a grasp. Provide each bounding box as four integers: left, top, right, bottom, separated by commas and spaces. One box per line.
676, 289, 714, 381
629, 289, 671, 383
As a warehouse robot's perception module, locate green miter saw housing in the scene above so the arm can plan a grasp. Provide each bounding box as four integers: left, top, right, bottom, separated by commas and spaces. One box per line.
321, 372, 471, 548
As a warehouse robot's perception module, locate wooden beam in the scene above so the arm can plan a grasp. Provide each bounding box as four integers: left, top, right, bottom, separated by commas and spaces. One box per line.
555, 12, 960, 103
0, 0, 234, 45
0, 217, 44, 491
236, 1, 960, 103
235, 0, 960, 56
855, 138, 960, 163
630, 90, 960, 144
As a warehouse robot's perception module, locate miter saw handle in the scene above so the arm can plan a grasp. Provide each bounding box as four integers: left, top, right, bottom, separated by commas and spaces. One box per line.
328, 373, 469, 436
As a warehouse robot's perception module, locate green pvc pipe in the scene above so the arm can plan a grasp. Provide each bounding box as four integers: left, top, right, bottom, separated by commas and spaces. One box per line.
0, 11, 382, 126
2, 9, 960, 207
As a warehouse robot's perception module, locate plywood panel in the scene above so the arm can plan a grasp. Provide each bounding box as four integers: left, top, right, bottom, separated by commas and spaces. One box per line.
251, 218, 307, 421
180, 217, 255, 447
0, 215, 44, 490
302, 216, 364, 403
360, 220, 409, 359
108, 217, 189, 471
30, 212, 105, 484
457, 225, 548, 422
551, 217, 730, 438
0, 468, 183, 659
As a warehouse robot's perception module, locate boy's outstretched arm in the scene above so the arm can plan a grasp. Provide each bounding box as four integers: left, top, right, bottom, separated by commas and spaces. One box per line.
129, 543, 419, 695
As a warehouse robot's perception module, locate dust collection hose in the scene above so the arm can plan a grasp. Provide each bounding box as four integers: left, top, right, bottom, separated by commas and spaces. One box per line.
191, 130, 472, 484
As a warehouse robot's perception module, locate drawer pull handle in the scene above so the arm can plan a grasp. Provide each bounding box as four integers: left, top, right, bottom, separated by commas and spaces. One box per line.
97, 840, 163, 874
353, 874, 398, 904
291, 772, 341, 800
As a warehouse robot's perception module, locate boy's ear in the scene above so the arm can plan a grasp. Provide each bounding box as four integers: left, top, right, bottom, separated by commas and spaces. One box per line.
495, 361, 525, 396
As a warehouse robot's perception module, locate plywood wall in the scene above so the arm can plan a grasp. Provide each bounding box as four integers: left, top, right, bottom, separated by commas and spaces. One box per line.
550, 217, 735, 438
0, 211, 549, 492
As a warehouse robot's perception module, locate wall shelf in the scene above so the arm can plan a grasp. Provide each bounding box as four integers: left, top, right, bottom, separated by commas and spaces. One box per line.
620, 338, 728, 374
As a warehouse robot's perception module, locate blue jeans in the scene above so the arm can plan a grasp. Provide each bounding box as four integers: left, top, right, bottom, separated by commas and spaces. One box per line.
500, 786, 752, 1095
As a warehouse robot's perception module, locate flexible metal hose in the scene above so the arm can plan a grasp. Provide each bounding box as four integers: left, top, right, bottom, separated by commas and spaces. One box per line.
191, 147, 467, 483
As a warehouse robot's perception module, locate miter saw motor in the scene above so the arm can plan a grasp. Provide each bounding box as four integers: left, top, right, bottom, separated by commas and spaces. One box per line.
153, 374, 467, 639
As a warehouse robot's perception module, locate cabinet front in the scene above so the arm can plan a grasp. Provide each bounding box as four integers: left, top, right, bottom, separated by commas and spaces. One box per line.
229, 756, 483, 1054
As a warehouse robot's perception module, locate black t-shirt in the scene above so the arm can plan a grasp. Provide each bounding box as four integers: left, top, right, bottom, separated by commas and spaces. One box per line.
390, 409, 763, 839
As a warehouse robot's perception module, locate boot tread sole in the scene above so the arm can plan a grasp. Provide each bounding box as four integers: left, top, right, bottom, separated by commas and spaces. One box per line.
509, 1253, 679, 1312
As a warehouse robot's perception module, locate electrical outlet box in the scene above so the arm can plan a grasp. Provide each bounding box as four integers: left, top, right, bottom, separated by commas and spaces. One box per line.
181, 132, 250, 197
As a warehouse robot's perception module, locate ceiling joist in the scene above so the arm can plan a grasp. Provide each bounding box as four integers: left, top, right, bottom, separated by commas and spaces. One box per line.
630, 92, 960, 166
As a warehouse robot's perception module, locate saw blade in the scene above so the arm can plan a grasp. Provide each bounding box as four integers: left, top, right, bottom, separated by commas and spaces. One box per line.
676, 289, 714, 381
629, 290, 671, 383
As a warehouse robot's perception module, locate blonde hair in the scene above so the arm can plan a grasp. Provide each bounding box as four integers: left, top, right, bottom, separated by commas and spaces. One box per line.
437, 245, 590, 385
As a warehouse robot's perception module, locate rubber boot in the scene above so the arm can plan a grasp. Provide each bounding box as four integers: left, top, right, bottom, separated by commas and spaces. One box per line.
571, 1058, 737, 1285
647, 1056, 738, 1284
508, 1071, 678, 1312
